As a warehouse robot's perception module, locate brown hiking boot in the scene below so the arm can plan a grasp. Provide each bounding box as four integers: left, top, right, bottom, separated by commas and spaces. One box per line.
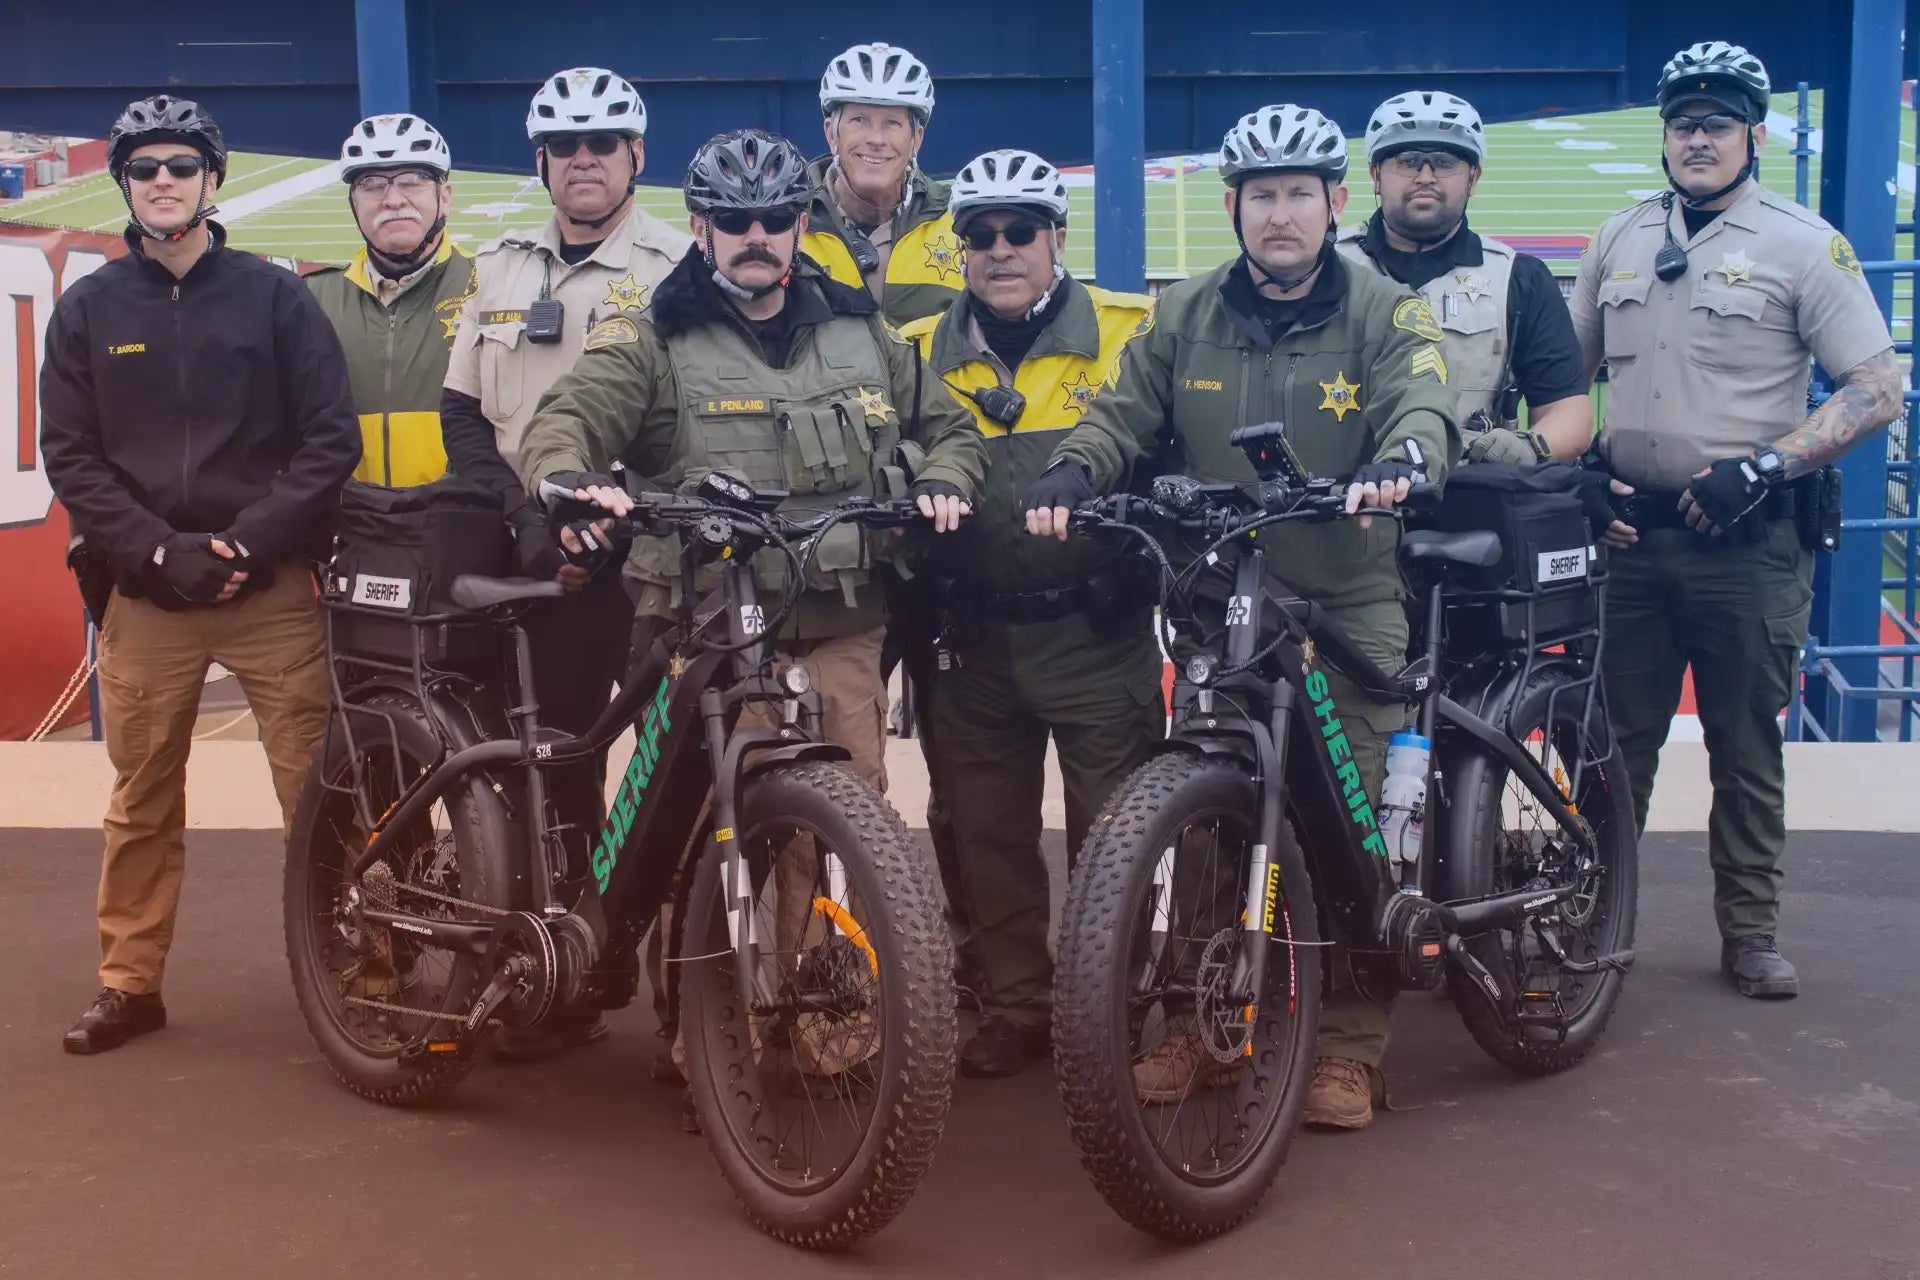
1301, 1056, 1377, 1130
1132, 1026, 1243, 1104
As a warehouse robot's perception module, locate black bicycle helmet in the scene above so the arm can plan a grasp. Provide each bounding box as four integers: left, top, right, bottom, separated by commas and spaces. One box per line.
684, 129, 814, 214
107, 95, 228, 185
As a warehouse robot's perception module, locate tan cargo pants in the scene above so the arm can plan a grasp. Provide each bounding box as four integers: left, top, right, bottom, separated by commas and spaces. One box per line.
94, 569, 330, 994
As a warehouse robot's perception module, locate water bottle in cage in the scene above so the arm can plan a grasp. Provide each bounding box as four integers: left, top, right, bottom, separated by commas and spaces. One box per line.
1377, 731, 1430, 889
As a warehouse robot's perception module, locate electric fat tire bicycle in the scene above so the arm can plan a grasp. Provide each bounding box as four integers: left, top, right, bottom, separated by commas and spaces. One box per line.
1050, 426, 1638, 1241
284, 477, 956, 1250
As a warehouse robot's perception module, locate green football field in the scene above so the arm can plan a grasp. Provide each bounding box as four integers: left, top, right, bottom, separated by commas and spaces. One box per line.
3, 90, 1908, 297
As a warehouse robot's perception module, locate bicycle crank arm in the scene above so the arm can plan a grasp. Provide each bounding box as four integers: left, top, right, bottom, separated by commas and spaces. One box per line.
1441, 882, 1580, 934
359, 909, 495, 956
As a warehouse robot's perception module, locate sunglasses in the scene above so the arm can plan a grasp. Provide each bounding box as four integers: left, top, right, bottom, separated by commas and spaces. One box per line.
125, 154, 206, 182
544, 133, 626, 159
709, 207, 800, 236
1386, 149, 1468, 176
961, 221, 1046, 252
1664, 113, 1744, 140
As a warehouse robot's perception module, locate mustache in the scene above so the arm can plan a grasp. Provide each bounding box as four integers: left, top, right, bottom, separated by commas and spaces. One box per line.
730, 246, 783, 267
375, 209, 423, 225
983, 261, 1028, 280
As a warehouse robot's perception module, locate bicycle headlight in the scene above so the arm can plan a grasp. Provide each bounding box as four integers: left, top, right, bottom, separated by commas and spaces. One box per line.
1186, 655, 1217, 687
782, 664, 813, 696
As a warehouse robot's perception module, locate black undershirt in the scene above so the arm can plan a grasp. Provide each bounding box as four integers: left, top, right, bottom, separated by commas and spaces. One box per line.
743, 305, 797, 368
557, 238, 602, 266
975, 298, 1060, 369
1680, 204, 1723, 239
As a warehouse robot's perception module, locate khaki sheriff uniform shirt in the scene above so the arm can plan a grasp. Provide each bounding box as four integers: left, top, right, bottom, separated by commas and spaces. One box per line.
1570, 181, 1892, 492
443, 203, 691, 468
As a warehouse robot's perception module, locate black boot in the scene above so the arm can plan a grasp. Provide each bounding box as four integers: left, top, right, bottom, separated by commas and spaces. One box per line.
1722, 934, 1799, 999
959, 1016, 1051, 1079
489, 1011, 611, 1063
63, 988, 166, 1055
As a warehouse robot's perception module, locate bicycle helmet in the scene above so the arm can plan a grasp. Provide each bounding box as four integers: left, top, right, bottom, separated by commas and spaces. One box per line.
685, 130, 814, 302
1657, 41, 1770, 123
340, 114, 452, 181
949, 149, 1070, 231
1364, 91, 1486, 165
1220, 105, 1348, 184
819, 42, 935, 124
526, 67, 647, 140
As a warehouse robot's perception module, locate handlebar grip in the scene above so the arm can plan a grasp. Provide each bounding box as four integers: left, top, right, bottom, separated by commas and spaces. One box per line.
1401, 481, 1443, 514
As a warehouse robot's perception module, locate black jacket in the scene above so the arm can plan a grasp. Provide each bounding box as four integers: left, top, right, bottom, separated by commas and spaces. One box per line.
40, 223, 360, 597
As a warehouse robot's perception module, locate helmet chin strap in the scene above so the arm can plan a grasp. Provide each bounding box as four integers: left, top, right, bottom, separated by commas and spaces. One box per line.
825, 116, 911, 225
352, 188, 446, 274
122, 168, 214, 244
1663, 126, 1757, 208
706, 222, 800, 302
1023, 238, 1068, 321
537, 144, 638, 232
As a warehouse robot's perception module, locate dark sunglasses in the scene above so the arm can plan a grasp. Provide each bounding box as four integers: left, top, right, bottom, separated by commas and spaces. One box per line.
125, 154, 206, 182
709, 207, 800, 235
544, 133, 625, 159
962, 221, 1045, 252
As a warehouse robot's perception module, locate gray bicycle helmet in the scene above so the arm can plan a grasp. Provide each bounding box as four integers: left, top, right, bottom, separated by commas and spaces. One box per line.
1220, 105, 1348, 184
1657, 41, 1771, 123
684, 129, 814, 214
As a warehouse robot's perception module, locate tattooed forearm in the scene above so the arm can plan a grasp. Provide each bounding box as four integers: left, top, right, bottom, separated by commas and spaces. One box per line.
1773, 348, 1904, 479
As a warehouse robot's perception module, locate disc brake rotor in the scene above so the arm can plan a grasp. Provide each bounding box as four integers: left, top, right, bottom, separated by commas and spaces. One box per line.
1193, 928, 1254, 1064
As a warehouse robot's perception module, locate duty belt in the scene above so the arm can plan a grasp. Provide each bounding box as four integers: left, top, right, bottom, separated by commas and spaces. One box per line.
1622, 478, 1807, 531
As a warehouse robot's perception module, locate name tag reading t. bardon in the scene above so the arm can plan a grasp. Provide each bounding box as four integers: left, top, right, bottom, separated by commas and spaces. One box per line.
703, 397, 770, 415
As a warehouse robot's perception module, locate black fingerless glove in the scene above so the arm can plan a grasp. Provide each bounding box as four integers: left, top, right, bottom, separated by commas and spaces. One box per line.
1025, 460, 1096, 514
149, 534, 229, 604
910, 478, 965, 503
1350, 460, 1425, 489
1690, 455, 1772, 529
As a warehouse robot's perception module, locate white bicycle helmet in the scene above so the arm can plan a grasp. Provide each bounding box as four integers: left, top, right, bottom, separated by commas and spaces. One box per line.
1220, 105, 1348, 184
819, 42, 936, 123
1364, 91, 1485, 165
340, 114, 452, 181
1657, 41, 1771, 122
526, 67, 647, 140
950, 149, 1070, 231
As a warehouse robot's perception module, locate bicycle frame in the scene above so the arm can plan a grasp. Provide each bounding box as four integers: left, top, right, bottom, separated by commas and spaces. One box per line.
1166, 543, 1606, 1005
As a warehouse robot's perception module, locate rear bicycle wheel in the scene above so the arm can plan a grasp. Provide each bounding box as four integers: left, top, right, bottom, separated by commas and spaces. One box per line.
679, 761, 955, 1250
1053, 752, 1321, 1242
283, 690, 511, 1106
1443, 670, 1638, 1074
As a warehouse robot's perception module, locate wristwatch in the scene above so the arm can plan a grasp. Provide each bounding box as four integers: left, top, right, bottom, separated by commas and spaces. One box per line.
1751, 447, 1786, 487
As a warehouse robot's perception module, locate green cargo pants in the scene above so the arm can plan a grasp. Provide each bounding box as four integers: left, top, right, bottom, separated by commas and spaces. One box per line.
1305, 597, 1414, 1069
1602, 519, 1813, 938
932, 611, 1165, 1028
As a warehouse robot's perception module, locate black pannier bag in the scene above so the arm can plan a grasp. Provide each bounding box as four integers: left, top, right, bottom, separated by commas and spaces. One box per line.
324, 476, 513, 667
1422, 461, 1599, 649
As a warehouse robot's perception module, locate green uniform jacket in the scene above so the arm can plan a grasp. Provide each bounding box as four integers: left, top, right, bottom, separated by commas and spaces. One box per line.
900, 276, 1155, 593
305, 240, 476, 486
1051, 253, 1461, 609
803, 157, 963, 327
516, 247, 986, 639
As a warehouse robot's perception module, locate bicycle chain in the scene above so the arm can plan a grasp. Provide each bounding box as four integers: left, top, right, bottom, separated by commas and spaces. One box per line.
340, 993, 468, 1024
387, 877, 512, 919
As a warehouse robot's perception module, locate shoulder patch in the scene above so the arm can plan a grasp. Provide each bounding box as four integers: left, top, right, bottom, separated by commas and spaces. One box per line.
1392, 297, 1444, 342
1829, 234, 1863, 276
583, 315, 640, 352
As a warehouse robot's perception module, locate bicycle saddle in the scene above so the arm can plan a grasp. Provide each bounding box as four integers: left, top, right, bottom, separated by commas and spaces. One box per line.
1399, 529, 1503, 573
449, 575, 567, 611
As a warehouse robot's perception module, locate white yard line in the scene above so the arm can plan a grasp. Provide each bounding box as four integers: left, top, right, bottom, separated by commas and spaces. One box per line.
213, 160, 342, 221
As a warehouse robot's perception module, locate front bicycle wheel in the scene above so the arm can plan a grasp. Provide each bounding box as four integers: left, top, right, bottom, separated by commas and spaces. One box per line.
1053, 752, 1321, 1242
1443, 669, 1638, 1074
679, 761, 956, 1250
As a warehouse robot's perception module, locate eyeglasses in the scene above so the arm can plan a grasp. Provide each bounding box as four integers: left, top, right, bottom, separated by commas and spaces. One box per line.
544, 133, 626, 159
124, 154, 206, 182
709, 207, 801, 236
961, 222, 1046, 251
1386, 150, 1468, 176
1664, 114, 1744, 140
350, 170, 438, 199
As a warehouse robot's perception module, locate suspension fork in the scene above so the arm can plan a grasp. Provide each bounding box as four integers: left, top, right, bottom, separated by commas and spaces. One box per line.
1231, 678, 1295, 1008
712, 562, 768, 1013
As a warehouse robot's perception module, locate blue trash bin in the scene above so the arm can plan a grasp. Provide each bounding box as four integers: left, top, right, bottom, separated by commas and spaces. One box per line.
0, 165, 24, 199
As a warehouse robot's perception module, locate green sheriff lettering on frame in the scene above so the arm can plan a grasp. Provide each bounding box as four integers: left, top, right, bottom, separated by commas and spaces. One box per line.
592, 677, 674, 892
1303, 667, 1391, 859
